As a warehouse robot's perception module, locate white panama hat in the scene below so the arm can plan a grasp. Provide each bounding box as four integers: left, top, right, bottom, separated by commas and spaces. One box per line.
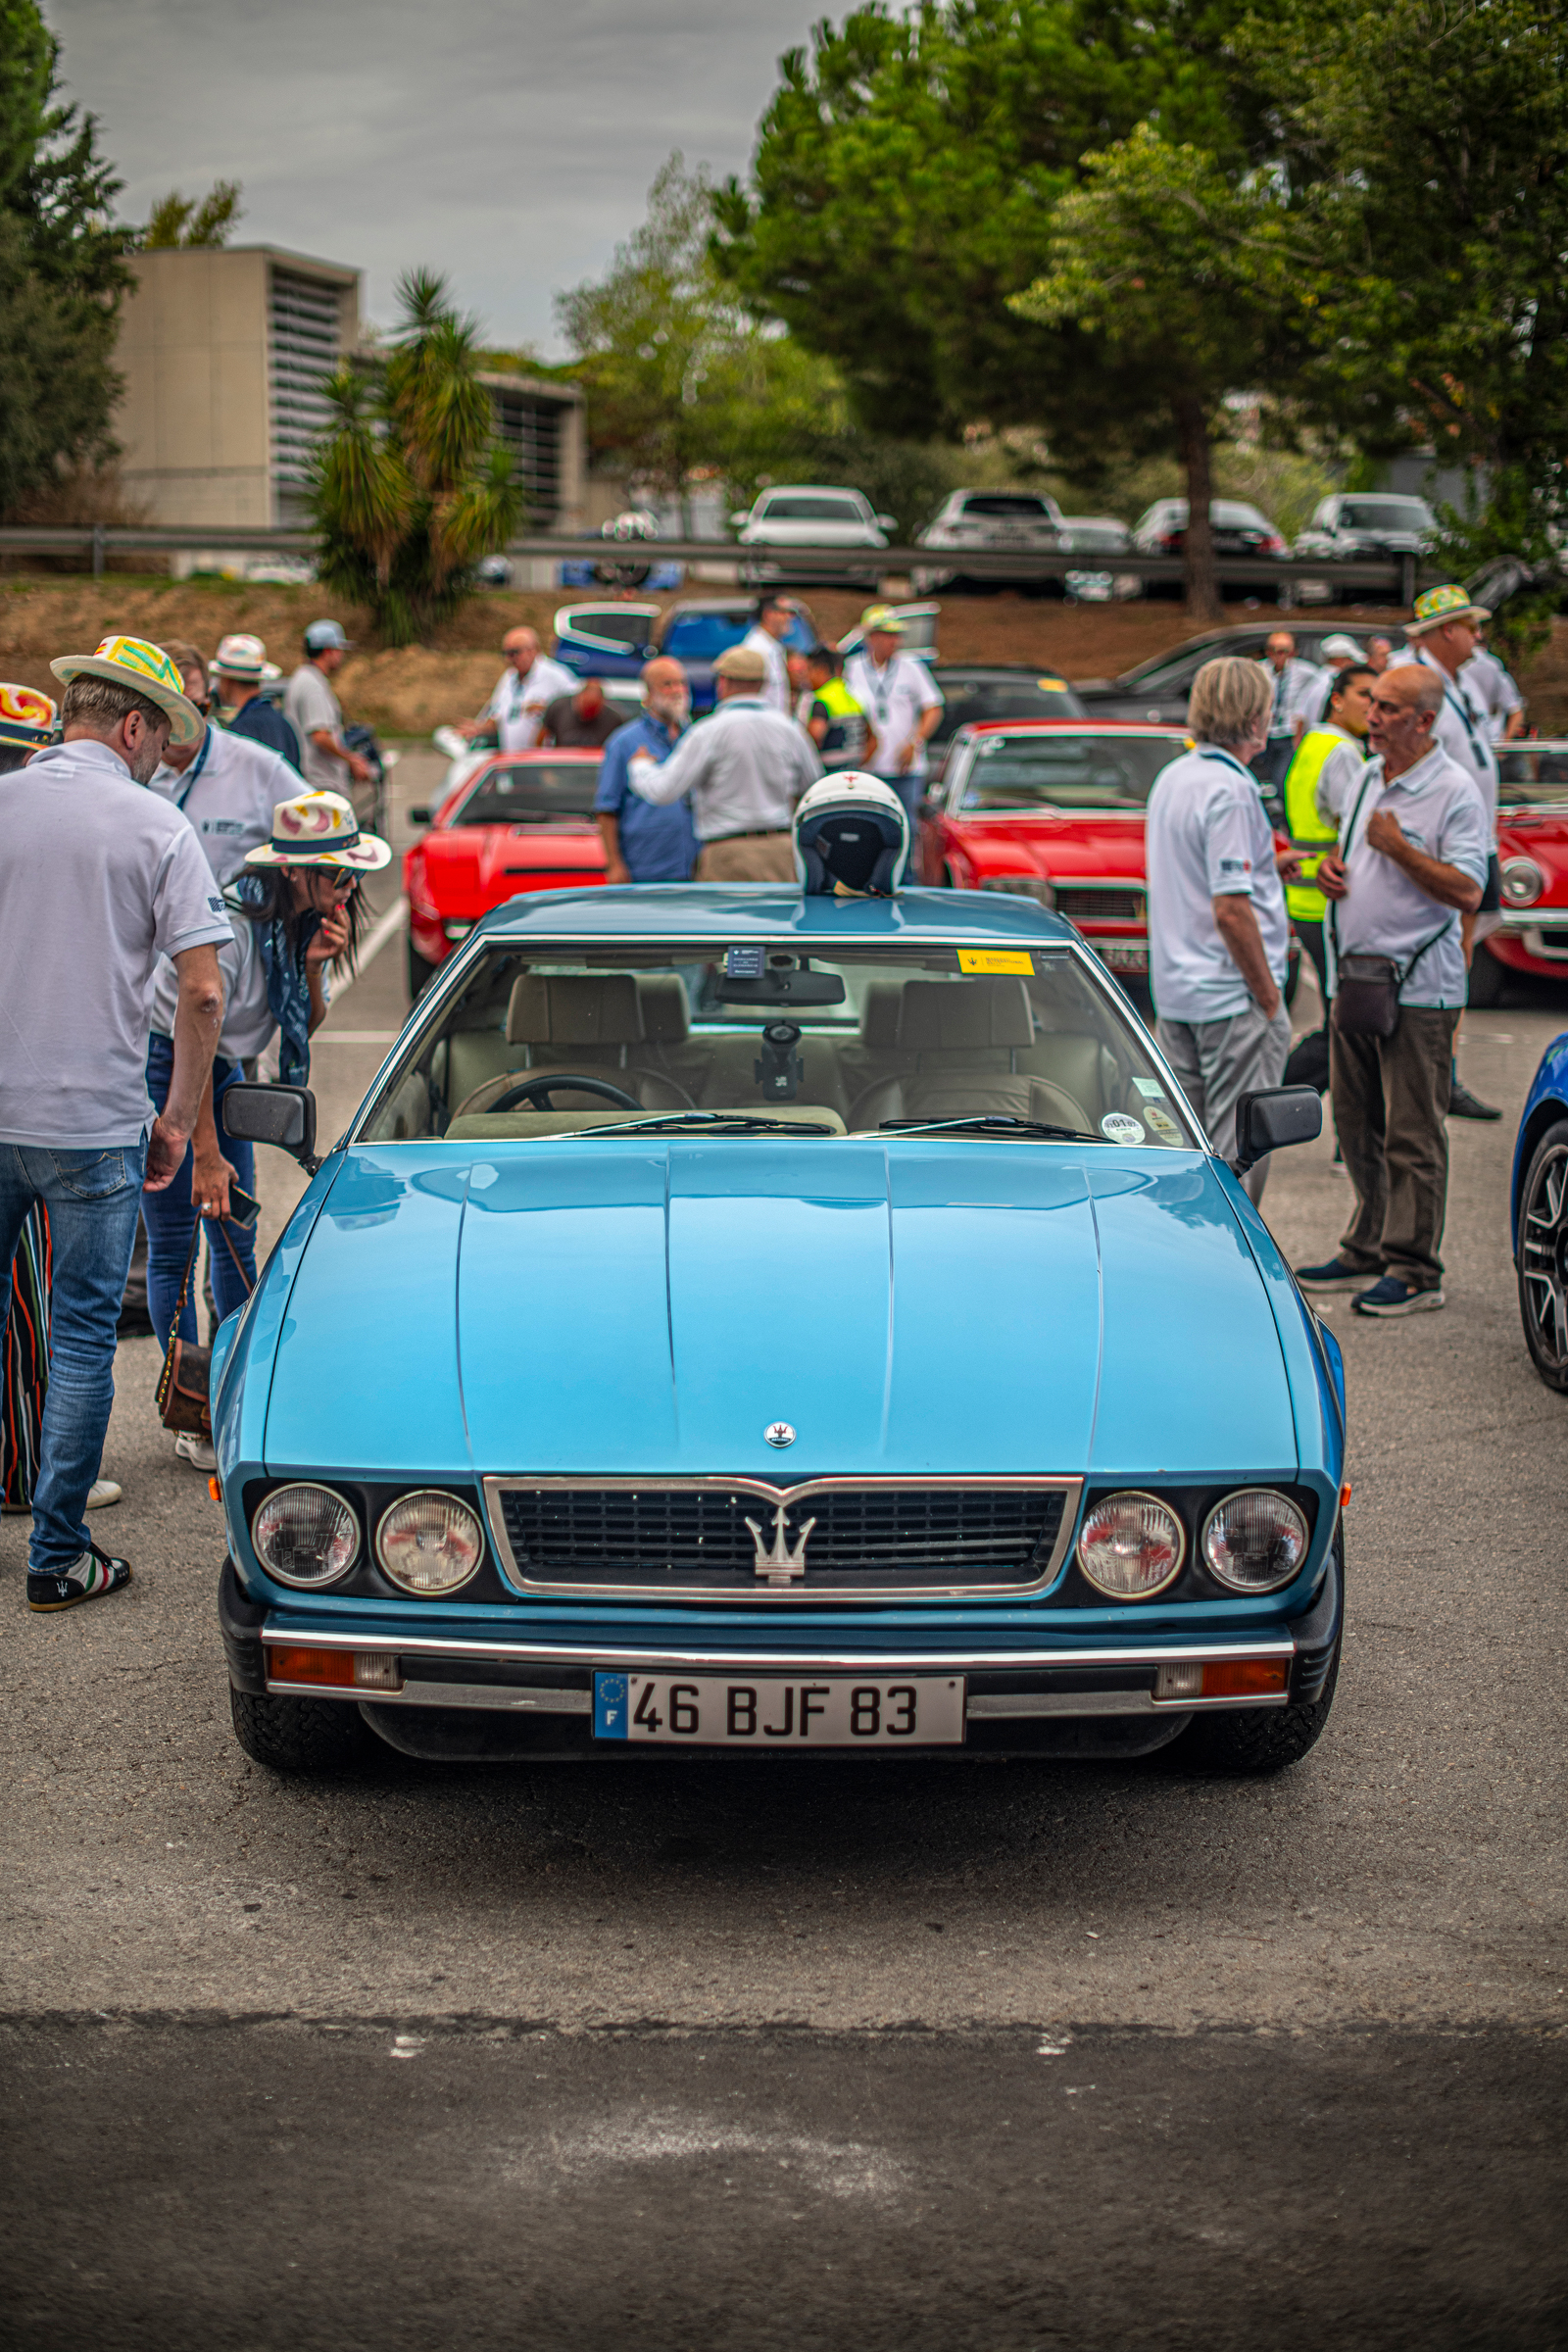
244, 788, 391, 871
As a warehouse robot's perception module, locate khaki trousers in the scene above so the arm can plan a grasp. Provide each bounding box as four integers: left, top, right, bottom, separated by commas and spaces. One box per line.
1330, 1004, 1460, 1289
695, 833, 797, 883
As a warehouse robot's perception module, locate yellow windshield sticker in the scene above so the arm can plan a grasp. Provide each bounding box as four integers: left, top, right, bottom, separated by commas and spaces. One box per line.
958, 949, 1035, 975
1037, 676, 1067, 691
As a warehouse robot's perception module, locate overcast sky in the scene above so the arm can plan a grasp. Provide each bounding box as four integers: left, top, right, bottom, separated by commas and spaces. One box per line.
46, 0, 827, 355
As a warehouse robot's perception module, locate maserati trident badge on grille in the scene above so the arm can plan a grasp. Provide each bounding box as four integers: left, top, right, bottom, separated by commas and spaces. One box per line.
764, 1421, 796, 1447
745, 1501, 815, 1587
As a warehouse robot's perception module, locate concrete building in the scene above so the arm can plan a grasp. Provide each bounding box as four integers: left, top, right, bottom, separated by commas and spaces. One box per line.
116, 244, 361, 532
114, 248, 589, 577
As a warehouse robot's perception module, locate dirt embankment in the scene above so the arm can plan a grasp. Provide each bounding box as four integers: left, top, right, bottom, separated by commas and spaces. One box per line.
3, 573, 1562, 736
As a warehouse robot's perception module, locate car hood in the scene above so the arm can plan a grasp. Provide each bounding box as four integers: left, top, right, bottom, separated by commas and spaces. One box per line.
950, 814, 1148, 881
263, 1143, 1297, 1483
418, 824, 604, 904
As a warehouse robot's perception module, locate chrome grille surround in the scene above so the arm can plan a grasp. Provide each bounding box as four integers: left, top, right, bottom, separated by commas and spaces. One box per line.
481, 1474, 1082, 1603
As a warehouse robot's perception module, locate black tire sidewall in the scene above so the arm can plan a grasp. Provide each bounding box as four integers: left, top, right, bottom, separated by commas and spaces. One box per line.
1516, 1117, 1568, 1392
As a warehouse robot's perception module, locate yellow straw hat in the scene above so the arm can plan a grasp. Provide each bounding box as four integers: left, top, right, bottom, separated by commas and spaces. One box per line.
50, 635, 204, 747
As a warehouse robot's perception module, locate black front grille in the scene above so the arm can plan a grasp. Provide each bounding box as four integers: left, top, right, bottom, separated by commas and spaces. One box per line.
496, 1483, 1067, 1593
1056, 888, 1144, 924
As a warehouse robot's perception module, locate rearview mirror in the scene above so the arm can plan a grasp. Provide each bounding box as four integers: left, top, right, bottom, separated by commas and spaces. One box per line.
1232, 1086, 1321, 1174
221, 1083, 320, 1173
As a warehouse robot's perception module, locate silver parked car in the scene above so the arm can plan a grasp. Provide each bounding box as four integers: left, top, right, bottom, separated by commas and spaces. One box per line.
914, 489, 1065, 592
731, 484, 892, 588
1294, 493, 1438, 561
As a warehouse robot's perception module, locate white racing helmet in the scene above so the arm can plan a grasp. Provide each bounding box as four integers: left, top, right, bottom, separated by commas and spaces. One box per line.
794, 773, 910, 898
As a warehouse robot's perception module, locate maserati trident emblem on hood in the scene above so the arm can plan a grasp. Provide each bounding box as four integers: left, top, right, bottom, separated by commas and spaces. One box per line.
745, 1501, 816, 1587
764, 1421, 796, 1447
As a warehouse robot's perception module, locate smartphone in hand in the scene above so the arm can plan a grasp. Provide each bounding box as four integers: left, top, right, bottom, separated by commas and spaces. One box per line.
224, 1184, 262, 1227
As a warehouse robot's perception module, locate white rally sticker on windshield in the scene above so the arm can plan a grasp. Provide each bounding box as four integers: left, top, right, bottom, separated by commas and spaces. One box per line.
1101, 1112, 1145, 1145
1145, 1105, 1182, 1142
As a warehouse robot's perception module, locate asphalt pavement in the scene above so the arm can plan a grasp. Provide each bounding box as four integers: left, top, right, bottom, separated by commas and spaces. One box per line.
2, 750, 1565, 2347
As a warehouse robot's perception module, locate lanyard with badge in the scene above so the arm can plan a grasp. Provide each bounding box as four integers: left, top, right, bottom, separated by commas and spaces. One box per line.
171, 724, 212, 810
861, 655, 902, 730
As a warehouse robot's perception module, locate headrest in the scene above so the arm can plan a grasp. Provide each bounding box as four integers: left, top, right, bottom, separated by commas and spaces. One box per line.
506, 973, 645, 1048
896, 978, 1034, 1053
637, 976, 690, 1045
858, 981, 906, 1051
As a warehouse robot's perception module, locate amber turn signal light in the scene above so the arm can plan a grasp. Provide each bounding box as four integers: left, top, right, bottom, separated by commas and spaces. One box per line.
1200, 1657, 1289, 1699
266, 1645, 401, 1691
209, 1476, 222, 1502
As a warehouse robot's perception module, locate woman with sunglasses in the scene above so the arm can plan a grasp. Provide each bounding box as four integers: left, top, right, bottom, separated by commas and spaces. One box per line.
143, 790, 390, 1467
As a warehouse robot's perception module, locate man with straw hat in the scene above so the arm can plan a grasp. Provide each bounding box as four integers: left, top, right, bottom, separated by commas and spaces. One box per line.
212, 633, 301, 769
0, 636, 230, 1612
843, 605, 944, 822
1389, 584, 1503, 1119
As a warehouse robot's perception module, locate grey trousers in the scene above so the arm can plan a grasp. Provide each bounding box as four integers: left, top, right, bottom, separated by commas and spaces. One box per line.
1157, 1002, 1293, 1202
1330, 1004, 1460, 1289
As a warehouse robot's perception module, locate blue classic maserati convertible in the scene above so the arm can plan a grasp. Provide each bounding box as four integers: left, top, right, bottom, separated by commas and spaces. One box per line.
212, 885, 1345, 1776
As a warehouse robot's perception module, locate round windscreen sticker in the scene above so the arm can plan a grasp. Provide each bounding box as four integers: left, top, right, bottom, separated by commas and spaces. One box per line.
1101, 1111, 1145, 1145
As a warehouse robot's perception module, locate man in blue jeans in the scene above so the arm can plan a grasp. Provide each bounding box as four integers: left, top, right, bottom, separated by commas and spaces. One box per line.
0, 636, 227, 1611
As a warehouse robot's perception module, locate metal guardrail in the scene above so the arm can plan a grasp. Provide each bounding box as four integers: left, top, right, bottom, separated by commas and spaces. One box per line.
0, 523, 1423, 603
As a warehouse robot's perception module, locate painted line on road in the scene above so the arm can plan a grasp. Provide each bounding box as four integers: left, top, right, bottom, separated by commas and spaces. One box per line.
332, 895, 407, 998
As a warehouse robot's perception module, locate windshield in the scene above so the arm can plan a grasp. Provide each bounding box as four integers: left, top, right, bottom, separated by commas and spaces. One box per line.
1496, 745, 1568, 807
659, 612, 748, 662
932, 677, 1081, 746
560, 609, 656, 648
358, 940, 1200, 1152
760, 495, 863, 522
959, 495, 1054, 519
1339, 501, 1432, 532
452, 761, 603, 825
958, 732, 1185, 810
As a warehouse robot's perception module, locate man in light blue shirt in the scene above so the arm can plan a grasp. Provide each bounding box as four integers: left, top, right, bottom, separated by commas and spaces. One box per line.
1146, 657, 1298, 1200
594, 658, 697, 884
1295, 662, 1488, 1317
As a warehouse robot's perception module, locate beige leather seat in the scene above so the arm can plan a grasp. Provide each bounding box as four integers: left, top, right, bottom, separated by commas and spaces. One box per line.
453, 973, 694, 1117
848, 977, 1092, 1133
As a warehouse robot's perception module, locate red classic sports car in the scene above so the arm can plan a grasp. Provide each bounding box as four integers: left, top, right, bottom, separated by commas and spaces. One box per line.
404, 750, 606, 996
1469, 739, 1568, 1005
917, 717, 1300, 1001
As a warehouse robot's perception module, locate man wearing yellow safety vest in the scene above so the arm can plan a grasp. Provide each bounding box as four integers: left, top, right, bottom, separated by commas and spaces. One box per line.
1282, 662, 1375, 1003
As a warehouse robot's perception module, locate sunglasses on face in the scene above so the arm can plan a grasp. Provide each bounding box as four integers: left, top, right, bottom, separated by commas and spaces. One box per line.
310, 867, 359, 894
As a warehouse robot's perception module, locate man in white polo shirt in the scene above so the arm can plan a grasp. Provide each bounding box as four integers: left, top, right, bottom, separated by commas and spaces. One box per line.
843, 606, 944, 823
628, 643, 820, 879
150, 640, 300, 882
0, 637, 228, 1612
740, 594, 799, 717
1146, 656, 1298, 1201
468, 626, 578, 753
1295, 663, 1487, 1316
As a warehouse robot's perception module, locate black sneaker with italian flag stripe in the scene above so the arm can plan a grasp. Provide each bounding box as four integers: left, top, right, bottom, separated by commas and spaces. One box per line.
27, 1543, 132, 1612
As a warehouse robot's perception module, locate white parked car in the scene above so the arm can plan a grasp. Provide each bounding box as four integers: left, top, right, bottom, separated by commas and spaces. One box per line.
731, 484, 892, 587
913, 489, 1065, 592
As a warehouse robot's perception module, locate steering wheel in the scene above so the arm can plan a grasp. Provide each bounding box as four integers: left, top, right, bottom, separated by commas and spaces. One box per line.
486, 1073, 642, 1114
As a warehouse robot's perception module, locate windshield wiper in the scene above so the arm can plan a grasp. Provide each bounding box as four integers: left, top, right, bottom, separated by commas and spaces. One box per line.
566, 1111, 838, 1139
879, 1115, 1104, 1143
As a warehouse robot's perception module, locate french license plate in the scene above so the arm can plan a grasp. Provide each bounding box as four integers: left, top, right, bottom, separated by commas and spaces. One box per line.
1100, 944, 1149, 972
593, 1673, 965, 1746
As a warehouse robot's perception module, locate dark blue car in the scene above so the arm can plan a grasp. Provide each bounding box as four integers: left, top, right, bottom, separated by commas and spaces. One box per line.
555, 599, 819, 712
1511, 1030, 1568, 1391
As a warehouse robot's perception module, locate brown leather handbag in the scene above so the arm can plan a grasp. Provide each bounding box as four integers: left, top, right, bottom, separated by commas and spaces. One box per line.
155, 1214, 252, 1437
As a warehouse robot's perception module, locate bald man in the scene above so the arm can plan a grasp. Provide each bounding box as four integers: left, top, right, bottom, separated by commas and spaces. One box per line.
467, 627, 578, 753
594, 656, 698, 883
1295, 662, 1488, 1317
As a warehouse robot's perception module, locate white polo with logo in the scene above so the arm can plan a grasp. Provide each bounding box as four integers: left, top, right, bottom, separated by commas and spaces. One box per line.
1145, 743, 1290, 1022
1328, 746, 1489, 1007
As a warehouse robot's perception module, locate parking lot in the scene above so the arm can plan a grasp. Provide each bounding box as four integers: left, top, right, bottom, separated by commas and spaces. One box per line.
2, 754, 1565, 2349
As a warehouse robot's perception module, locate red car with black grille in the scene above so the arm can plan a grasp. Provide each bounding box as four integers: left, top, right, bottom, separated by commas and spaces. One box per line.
917, 718, 1300, 1003
404, 750, 606, 997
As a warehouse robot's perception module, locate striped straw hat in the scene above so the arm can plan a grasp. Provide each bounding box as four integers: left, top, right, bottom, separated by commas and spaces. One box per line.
50, 634, 204, 746
0, 683, 59, 751
244, 789, 391, 871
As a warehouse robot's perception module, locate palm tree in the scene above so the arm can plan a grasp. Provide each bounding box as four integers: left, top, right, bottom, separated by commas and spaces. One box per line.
312, 270, 523, 645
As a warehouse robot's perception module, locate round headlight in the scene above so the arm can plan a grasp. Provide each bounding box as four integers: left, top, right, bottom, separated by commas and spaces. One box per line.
1077, 1491, 1185, 1598
1201, 1489, 1309, 1593
1500, 856, 1544, 908
251, 1484, 360, 1588
375, 1491, 483, 1595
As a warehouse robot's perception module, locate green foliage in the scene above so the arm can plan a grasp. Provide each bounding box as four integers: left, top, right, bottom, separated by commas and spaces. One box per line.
713, 0, 1272, 446
1257, 0, 1568, 496
0, 1, 129, 517
142, 180, 242, 249
311, 270, 523, 647
1430, 467, 1564, 674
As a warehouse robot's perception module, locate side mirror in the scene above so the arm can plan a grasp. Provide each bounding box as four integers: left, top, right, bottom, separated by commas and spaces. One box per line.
877, 514, 897, 531
729, 512, 751, 530
1232, 1086, 1321, 1174
221, 1083, 320, 1173
408, 805, 432, 827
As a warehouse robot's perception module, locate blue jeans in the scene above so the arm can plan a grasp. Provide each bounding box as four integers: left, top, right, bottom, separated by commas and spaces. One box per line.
0, 1140, 147, 1573
142, 1037, 257, 1347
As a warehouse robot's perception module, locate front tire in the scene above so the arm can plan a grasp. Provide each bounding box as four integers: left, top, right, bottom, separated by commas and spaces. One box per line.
1517, 1117, 1568, 1393
1169, 1642, 1340, 1775
229, 1686, 370, 1773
